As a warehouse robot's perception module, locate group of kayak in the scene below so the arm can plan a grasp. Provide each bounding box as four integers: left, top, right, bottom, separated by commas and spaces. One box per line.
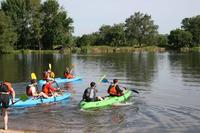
0, 66, 135, 130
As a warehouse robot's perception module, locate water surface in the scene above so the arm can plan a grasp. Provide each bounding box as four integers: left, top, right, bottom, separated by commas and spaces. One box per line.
0, 52, 200, 132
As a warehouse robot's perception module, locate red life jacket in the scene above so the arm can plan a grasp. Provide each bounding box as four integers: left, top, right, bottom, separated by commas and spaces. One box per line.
26, 85, 33, 96
108, 85, 121, 96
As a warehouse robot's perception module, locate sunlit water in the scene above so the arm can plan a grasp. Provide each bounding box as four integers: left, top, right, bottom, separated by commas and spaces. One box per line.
0, 52, 200, 132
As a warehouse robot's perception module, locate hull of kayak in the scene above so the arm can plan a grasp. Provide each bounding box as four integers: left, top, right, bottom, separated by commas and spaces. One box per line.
38, 76, 82, 86
11, 92, 71, 108
80, 90, 132, 110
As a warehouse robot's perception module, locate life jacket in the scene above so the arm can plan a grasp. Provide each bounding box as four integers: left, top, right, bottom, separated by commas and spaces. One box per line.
42, 82, 55, 96
26, 85, 33, 96
0, 82, 14, 94
64, 72, 74, 79
108, 85, 121, 96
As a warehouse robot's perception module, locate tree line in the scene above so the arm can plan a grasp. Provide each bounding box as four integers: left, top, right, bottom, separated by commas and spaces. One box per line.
0, 0, 73, 53
0, 0, 200, 53
76, 12, 200, 50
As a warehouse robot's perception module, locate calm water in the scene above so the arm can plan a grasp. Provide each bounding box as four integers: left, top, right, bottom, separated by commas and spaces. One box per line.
0, 52, 200, 133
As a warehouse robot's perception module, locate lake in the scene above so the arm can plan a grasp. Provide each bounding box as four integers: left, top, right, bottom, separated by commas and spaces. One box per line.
0, 52, 200, 132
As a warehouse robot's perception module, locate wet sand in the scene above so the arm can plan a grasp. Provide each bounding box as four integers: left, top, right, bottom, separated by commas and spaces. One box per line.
0, 129, 37, 133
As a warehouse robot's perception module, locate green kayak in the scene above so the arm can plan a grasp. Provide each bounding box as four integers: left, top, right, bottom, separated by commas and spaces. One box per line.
80, 89, 132, 110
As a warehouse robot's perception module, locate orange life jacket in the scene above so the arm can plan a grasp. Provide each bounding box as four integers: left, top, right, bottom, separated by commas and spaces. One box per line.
64, 72, 74, 79
108, 85, 121, 96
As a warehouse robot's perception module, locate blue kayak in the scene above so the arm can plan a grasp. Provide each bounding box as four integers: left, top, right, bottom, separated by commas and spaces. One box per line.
10, 92, 71, 108
38, 76, 82, 86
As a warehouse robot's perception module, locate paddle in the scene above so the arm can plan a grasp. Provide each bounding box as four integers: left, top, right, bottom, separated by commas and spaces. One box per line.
48, 63, 55, 78
101, 78, 139, 94
12, 94, 29, 105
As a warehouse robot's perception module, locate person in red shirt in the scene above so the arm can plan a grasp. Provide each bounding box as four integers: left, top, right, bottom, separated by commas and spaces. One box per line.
42, 79, 60, 97
0, 81, 15, 130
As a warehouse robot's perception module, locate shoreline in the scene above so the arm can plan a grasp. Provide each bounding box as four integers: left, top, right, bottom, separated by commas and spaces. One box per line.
0, 129, 37, 133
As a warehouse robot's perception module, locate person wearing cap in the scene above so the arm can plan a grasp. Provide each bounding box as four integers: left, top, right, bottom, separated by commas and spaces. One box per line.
42, 78, 59, 97
0, 81, 15, 130
82, 82, 103, 102
107, 79, 124, 96
26, 79, 48, 98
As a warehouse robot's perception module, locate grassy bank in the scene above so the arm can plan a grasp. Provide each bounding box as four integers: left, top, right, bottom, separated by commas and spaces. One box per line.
2, 46, 166, 54
74, 46, 166, 54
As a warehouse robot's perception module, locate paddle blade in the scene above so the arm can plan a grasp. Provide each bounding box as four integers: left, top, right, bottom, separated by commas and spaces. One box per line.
101, 78, 109, 83
49, 63, 52, 70
31, 73, 37, 80
98, 75, 106, 83
130, 89, 139, 94
19, 94, 29, 101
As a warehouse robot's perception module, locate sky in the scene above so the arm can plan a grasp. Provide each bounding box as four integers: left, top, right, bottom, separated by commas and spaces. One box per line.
58, 0, 200, 36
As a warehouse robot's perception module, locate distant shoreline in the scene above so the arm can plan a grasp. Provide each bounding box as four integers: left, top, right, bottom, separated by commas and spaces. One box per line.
2, 46, 200, 54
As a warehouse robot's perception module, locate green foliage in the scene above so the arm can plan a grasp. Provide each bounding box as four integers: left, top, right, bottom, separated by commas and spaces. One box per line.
99, 24, 126, 47
182, 15, 200, 46
41, 0, 73, 49
0, 0, 73, 50
168, 29, 192, 49
125, 12, 158, 47
0, 11, 17, 53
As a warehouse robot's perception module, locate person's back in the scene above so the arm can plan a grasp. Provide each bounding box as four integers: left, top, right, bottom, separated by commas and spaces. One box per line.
82, 82, 97, 102
107, 79, 123, 96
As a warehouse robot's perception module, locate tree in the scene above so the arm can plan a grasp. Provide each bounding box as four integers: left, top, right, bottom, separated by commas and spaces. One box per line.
182, 15, 200, 46
41, 0, 73, 49
168, 29, 192, 49
1, 0, 41, 49
98, 24, 126, 46
0, 11, 17, 53
125, 12, 158, 47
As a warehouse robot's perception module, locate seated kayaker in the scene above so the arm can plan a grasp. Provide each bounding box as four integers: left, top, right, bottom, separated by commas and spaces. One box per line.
42, 78, 60, 97
43, 69, 55, 80
82, 82, 103, 102
63, 67, 74, 79
26, 79, 48, 98
107, 79, 124, 96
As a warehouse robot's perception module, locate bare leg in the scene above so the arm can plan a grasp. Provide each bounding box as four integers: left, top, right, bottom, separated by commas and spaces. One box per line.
2, 108, 8, 130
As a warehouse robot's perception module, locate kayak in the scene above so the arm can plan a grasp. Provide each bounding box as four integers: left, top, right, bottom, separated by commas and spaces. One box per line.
38, 76, 82, 86
10, 92, 71, 108
80, 89, 132, 110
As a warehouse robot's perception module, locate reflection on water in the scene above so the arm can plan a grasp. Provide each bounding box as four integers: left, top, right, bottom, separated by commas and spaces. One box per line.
0, 52, 200, 132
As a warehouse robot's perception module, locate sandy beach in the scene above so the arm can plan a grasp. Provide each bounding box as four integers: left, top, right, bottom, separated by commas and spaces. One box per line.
0, 129, 37, 133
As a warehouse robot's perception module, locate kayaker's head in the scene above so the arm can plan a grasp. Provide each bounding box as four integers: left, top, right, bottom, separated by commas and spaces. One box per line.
46, 78, 54, 82
113, 79, 118, 84
90, 82, 96, 88
31, 79, 37, 85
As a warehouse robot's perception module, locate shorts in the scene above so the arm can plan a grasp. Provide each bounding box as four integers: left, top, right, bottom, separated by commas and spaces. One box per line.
0, 94, 10, 108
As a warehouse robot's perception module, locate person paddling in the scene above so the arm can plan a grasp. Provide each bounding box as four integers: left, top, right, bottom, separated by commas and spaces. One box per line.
43, 69, 55, 81
107, 79, 125, 96
63, 67, 74, 79
82, 82, 103, 102
42, 78, 60, 97
26, 79, 48, 98
0, 81, 15, 130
